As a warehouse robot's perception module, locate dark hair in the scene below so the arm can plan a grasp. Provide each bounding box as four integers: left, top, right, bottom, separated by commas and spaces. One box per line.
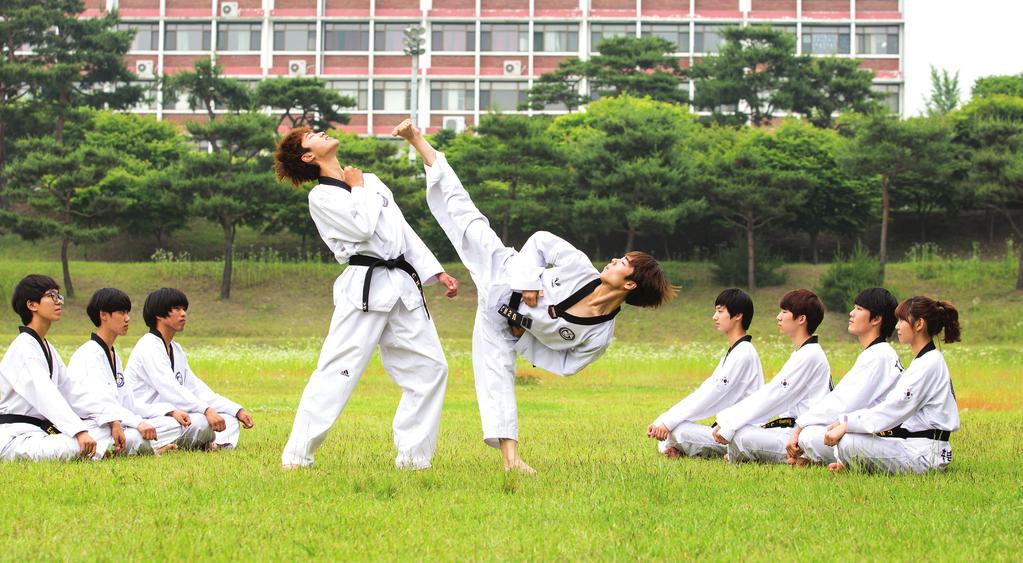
715, 288, 754, 331
779, 288, 825, 334
854, 287, 898, 340
895, 296, 961, 344
143, 288, 189, 329
273, 127, 320, 187
11, 274, 60, 325
624, 251, 677, 308
86, 288, 132, 327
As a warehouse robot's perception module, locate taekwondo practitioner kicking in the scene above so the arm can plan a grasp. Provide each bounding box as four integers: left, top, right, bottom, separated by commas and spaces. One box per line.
711, 289, 832, 464
647, 288, 764, 459
822, 296, 960, 474
0, 275, 113, 461
274, 127, 459, 470
785, 288, 903, 467
393, 119, 675, 473
125, 288, 253, 450
63, 288, 184, 456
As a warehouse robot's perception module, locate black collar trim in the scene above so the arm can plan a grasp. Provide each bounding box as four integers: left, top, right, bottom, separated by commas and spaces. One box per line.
19, 326, 53, 378
91, 333, 117, 380
318, 176, 351, 191
916, 340, 937, 359
149, 327, 174, 370
726, 334, 753, 358
550, 279, 620, 325
866, 335, 886, 349
799, 335, 819, 349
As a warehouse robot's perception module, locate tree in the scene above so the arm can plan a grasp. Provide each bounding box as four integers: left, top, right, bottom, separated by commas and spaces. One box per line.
255, 77, 355, 130
163, 60, 251, 124
971, 73, 1023, 99
924, 66, 961, 116
778, 56, 879, 128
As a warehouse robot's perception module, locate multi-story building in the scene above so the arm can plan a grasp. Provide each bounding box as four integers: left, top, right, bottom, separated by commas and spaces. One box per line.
82, 0, 904, 134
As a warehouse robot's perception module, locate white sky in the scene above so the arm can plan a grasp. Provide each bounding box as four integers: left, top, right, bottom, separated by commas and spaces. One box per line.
903, 0, 1023, 116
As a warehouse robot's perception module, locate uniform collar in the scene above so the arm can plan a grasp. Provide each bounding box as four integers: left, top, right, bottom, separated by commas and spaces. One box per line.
916, 340, 937, 359
149, 327, 174, 369
91, 333, 117, 379
866, 335, 887, 349
799, 335, 819, 349
550, 279, 620, 325
318, 176, 351, 192
725, 334, 752, 358
19, 326, 53, 378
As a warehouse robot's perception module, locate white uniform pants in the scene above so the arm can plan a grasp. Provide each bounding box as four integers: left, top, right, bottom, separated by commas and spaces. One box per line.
121, 415, 187, 455
174, 413, 215, 451
213, 414, 240, 449
797, 425, 839, 465
281, 295, 448, 468
0, 422, 113, 462
426, 159, 521, 448
727, 426, 791, 464
835, 433, 952, 474
659, 422, 727, 458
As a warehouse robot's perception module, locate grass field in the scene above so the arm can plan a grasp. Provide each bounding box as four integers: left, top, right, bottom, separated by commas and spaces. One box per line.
0, 258, 1021, 560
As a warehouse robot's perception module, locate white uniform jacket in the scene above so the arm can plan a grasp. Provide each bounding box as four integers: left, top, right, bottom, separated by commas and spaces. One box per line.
843, 341, 959, 435
715, 336, 832, 442
125, 330, 242, 417
652, 336, 765, 431
796, 337, 903, 428
64, 335, 175, 429
310, 174, 444, 313
0, 327, 88, 436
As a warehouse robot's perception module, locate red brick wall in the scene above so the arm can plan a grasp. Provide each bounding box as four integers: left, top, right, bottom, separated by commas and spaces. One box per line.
323, 55, 371, 73
274, 0, 317, 10
642, 0, 691, 14
166, 0, 211, 15
532, 55, 570, 75
325, 0, 372, 12
749, 0, 796, 17
856, 0, 898, 12
480, 55, 528, 76
858, 58, 898, 72
481, 0, 529, 10
592, 0, 635, 10
802, 0, 849, 14
429, 55, 475, 73
270, 54, 317, 75
118, 0, 161, 16
163, 54, 211, 74
535, 0, 580, 10
216, 55, 262, 75
374, 55, 414, 73
373, 113, 412, 132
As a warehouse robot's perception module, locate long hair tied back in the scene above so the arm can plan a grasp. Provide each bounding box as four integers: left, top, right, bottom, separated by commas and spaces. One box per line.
895, 296, 961, 344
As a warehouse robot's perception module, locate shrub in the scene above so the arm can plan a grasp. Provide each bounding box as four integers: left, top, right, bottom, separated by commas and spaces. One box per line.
817, 243, 882, 312
712, 239, 787, 287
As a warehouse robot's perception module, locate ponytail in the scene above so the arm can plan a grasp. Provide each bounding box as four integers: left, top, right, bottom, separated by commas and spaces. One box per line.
894, 296, 962, 344
936, 300, 961, 343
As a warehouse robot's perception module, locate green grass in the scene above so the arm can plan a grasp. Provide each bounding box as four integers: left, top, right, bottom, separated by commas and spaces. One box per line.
0, 259, 1020, 559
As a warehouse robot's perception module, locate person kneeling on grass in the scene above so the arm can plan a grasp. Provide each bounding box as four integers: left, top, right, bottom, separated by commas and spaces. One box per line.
394, 119, 675, 474
124, 288, 254, 450
785, 288, 904, 467
0, 275, 113, 461
822, 296, 960, 475
711, 289, 832, 464
646, 288, 764, 459
63, 288, 186, 456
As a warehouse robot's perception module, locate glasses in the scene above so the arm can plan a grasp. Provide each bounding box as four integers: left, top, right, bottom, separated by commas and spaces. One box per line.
42, 290, 64, 305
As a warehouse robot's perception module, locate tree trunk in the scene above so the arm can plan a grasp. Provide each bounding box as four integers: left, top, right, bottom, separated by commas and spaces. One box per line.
61, 236, 75, 298
879, 178, 890, 281
55, 88, 69, 145
220, 223, 235, 299
746, 213, 756, 290
625, 225, 636, 253
988, 209, 995, 244
809, 231, 819, 264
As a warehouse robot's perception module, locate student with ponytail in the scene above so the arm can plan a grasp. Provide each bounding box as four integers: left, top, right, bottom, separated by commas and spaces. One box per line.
823, 296, 961, 474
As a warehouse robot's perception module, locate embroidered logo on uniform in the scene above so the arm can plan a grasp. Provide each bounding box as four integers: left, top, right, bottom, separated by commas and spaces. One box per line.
559, 327, 575, 341
340, 369, 350, 377
721, 377, 728, 385
553, 277, 561, 287
895, 359, 905, 373
115, 372, 125, 388
380, 194, 389, 207
903, 388, 913, 399
781, 379, 789, 388
940, 449, 952, 463
175, 371, 184, 384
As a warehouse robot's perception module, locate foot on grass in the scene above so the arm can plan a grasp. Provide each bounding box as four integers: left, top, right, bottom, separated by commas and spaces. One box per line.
155, 443, 178, 455
282, 464, 302, 470
504, 457, 537, 475
789, 456, 809, 468
663, 446, 681, 459
828, 462, 846, 473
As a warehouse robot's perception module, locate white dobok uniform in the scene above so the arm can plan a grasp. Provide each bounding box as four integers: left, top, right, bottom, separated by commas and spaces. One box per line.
125, 330, 241, 449
63, 334, 184, 455
424, 152, 618, 447
281, 173, 448, 469
796, 337, 903, 465
716, 336, 831, 464
0, 327, 113, 461
651, 336, 764, 458
834, 341, 959, 474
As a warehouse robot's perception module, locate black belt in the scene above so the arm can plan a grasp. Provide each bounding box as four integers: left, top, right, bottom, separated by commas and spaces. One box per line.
762, 417, 796, 429
875, 426, 952, 441
0, 414, 60, 435
499, 291, 533, 329
348, 254, 428, 318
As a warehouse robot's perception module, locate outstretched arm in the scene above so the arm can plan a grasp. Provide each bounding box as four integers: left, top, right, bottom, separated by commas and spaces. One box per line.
392, 119, 437, 166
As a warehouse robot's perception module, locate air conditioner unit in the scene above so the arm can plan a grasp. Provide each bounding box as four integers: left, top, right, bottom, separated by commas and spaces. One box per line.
220, 2, 239, 17
502, 60, 522, 76
135, 59, 155, 79
288, 60, 307, 77
442, 116, 465, 133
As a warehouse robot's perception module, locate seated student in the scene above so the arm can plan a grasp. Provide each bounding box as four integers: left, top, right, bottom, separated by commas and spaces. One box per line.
393, 119, 676, 473
124, 288, 253, 450
712, 289, 831, 464
0, 275, 112, 461
786, 288, 904, 466
823, 296, 960, 474
646, 288, 764, 459
64, 288, 187, 456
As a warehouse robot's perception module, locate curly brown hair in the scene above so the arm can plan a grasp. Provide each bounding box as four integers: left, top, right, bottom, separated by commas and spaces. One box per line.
274, 127, 320, 187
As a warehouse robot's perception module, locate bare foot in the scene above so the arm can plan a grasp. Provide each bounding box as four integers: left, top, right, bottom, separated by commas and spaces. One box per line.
282, 464, 302, 470
504, 457, 537, 475
828, 462, 846, 473
206, 442, 220, 452
391, 118, 420, 141
789, 456, 809, 468
155, 443, 178, 455
663, 446, 681, 459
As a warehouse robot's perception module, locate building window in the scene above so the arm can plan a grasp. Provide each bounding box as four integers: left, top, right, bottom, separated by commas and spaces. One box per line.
323, 23, 369, 51
534, 24, 578, 52
165, 23, 211, 51
375, 23, 410, 52
590, 23, 633, 51
641, 23, 689, 53
481, 23, 527, 52
130, 82, 158, 111
857, 26, 899, 55
694, 24, 726, 54
432, 23, 475, 52
479, 81, 528, 111
801, 25, 851, 55
430, 81, 475, 111
373, 80, 410, 111
328, 80, 369, 110
162, 89, 193, 111
273, 22, 316, 51
873, 83, 900, 113
120, 22, 159, 51
217, 23, 261, 51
